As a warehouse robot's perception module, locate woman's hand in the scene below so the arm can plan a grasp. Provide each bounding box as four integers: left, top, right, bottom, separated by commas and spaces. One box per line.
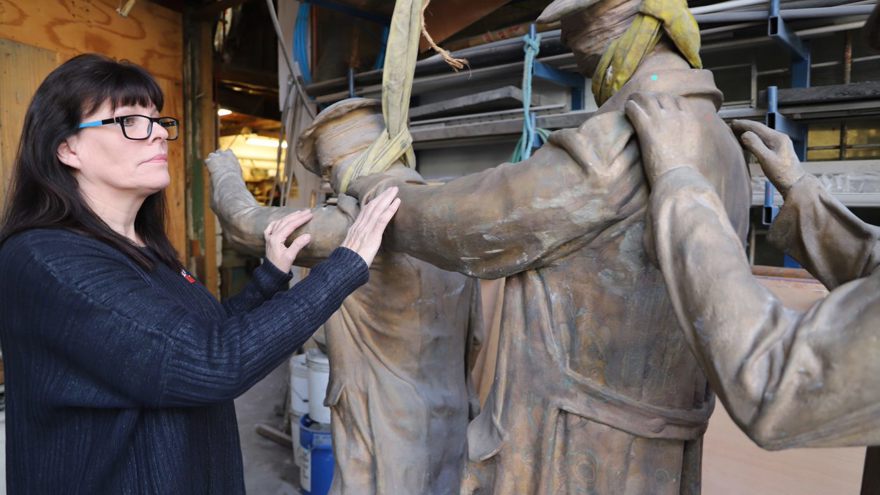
264, 210, 314, 273
341, 187, 401, 267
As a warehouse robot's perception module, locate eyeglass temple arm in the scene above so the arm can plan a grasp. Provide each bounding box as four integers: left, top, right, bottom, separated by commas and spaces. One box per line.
78, 118, 117, 129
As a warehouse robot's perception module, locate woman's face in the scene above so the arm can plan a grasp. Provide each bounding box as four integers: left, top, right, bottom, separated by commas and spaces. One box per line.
58, 101, 171, 202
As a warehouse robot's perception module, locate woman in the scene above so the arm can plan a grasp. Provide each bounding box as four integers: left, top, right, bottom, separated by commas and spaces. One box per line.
0, 53, 399, 493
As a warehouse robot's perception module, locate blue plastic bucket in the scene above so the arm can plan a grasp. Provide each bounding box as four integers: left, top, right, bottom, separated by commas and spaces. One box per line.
299, 414, 334, 495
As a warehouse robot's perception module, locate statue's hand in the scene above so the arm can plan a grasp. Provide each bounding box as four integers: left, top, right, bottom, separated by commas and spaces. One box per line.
264, 210, 314, 273
340, 187, 401, 267
731, 119, 807, 197
625, 92, 707, 186
205, 149, 241, 175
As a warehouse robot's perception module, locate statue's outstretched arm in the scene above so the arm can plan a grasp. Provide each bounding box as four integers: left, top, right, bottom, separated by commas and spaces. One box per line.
625, 93, 880, 450
349, 119, 645, 279
205, 150, 351, 267
652, 166, 880, 450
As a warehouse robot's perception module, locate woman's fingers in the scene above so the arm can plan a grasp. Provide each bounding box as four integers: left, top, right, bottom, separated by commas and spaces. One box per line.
264, 210, 314, 273
284, 234, 312, 260
275, 210, 313, 241
342, 187, 400, 266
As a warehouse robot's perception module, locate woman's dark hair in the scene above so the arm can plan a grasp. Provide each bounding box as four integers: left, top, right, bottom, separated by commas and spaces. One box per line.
0, 53, 181, 270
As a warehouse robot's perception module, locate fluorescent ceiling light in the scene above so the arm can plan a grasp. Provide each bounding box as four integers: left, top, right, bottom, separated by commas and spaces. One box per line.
217, 108, 233, 117
246, 136, 288, 149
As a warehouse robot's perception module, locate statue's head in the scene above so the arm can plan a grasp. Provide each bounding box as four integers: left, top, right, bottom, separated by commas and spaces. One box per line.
538, 0, 641, 77
295, 98, 388, 193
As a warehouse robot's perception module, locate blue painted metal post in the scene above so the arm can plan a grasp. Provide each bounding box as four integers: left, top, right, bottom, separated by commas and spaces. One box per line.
532, 62, 585, 111
762, 1, 809, 226
764, 0, 810, 267
768, 0, 810, 87
763, 87, 807, 220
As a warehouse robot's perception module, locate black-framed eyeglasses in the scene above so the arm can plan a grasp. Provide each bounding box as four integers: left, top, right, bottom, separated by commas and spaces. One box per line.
78, 114, 180, 141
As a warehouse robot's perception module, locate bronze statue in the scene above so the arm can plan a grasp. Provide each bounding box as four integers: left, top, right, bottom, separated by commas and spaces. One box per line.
206, 99, 481, 495
626, 94, 880, 449
346, 0, 751, 492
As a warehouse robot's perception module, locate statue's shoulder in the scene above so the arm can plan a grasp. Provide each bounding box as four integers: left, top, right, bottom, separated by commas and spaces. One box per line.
548, 110, 634, 163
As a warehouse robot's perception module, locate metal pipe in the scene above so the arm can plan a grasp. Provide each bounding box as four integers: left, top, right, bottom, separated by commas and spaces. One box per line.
795, 19, 866, 35
692, 0, 869, 14
700, 22, 764, 36
689, 0, 861, 15
755, 53, 880, 75
695, 5, 874, 22
691, 0, 767, 15
781, 0, 872, 8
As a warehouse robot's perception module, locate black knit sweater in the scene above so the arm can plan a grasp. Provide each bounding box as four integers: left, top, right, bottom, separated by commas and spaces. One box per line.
0, 228, 368, 494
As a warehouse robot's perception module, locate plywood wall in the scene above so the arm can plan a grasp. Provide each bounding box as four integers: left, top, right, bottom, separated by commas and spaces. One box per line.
0, 40, 58, 201
0, 0, 216, 293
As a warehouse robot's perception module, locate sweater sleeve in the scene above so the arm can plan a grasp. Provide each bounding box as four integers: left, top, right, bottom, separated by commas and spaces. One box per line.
2, 236, 367, 409
221, 260, 293, 316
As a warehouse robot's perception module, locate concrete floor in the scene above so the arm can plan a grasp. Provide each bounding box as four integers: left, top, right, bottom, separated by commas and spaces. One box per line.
236, 363, 302, 495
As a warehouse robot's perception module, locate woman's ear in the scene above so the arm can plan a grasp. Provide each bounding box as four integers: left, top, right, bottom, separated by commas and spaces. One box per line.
57, 137, 82, 170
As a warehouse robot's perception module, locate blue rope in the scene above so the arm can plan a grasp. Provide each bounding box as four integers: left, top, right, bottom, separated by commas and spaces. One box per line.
294, 3, 312, 85
512, 28, 549, 163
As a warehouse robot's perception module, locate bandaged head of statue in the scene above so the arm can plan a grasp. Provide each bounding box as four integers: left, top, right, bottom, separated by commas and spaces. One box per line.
295, 98, 392, 194
538, 0, 702, 105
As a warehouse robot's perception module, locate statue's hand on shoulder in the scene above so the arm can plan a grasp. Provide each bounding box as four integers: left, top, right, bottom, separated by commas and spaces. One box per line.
624, 92, 708, 186
731, 119, 807, 198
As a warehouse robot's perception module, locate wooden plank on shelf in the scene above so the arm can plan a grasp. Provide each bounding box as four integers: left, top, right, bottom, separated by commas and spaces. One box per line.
758, 81, 880, 106
0, 0, 182, 81
410, 86, 539, 120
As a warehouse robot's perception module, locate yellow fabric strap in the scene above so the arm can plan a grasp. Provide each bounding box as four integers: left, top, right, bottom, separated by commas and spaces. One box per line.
339, 0, 421, 194
592, 0, 702, 106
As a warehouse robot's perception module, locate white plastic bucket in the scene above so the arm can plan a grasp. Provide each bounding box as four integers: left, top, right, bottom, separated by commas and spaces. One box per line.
290, 354, 310, 417
307, 349, 331, 424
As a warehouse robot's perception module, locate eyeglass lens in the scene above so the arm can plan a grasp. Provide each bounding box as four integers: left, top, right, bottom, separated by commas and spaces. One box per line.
120, 116, 179, 140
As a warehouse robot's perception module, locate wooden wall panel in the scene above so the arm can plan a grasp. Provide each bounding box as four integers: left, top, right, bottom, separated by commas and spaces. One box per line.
0, 40, 59, 202
0, 0, 182, 80
156, 76, 187, 258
